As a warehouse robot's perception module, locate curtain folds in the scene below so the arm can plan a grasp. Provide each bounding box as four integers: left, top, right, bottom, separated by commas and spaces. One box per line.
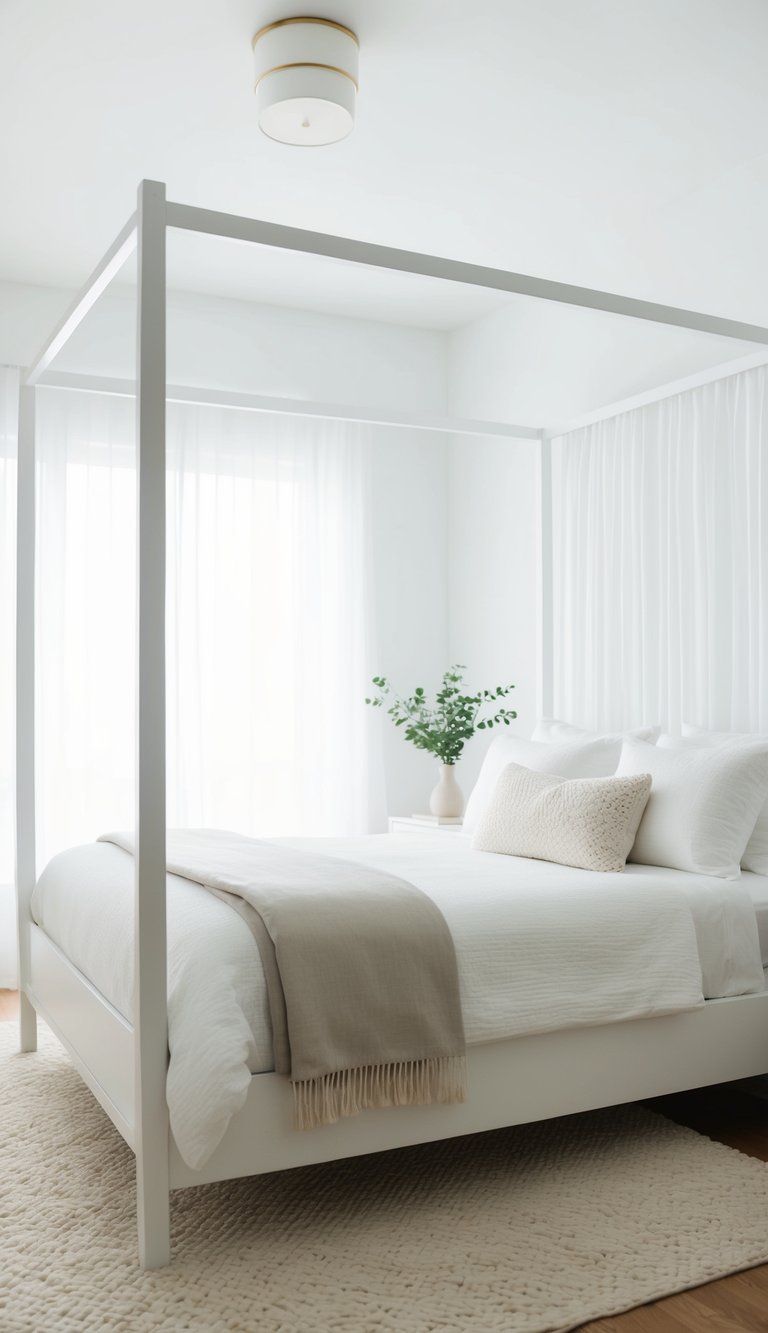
35, 388, 383, 868
551, 365, 768, 734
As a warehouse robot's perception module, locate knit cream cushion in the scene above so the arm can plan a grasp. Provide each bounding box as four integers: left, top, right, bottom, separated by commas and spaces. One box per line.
472, 763, 652, 872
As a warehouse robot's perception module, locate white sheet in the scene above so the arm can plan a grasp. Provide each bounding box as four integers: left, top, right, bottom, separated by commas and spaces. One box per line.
742, 870, 768, 965
31, 833, 765, 1169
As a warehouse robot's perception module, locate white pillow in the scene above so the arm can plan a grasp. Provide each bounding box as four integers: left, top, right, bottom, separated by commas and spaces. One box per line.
616, 737, 768, 879
655, 733, 691, 749
682, 722, 745, 746
472, 763, 652, 872
655, 730, 732, 753
660, 725, 768, 875
532, 718, 661, 744
463, 734, 622, 835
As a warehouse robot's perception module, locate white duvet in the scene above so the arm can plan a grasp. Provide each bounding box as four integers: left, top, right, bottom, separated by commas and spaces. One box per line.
31, 832, 765, 1170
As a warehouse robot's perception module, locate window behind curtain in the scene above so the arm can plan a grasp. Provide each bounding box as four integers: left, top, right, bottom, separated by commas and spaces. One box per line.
34, 387, 383, 869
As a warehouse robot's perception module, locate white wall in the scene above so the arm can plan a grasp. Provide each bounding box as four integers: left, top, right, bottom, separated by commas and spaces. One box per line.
370, 429, 449, 818
0, 281, 73, 368
0, 281, 449, 415
447, 435, 540, 797
445, 311, 544, 798
448, 298, 755, 431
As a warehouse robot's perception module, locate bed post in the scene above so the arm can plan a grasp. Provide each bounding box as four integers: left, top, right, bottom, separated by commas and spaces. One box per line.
16, 382, 37, 1053
134, 179, 171, 1270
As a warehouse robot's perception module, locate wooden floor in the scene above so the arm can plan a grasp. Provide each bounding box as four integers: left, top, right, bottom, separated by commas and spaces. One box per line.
2, 991, 768, 1328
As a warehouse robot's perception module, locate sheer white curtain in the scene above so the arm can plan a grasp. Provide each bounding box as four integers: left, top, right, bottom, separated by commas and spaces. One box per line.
35, 387, 383, 868
551, 365, 768, 733
165, 401, 382, 837
36, 389, 137, 866
0, 368, 19, 984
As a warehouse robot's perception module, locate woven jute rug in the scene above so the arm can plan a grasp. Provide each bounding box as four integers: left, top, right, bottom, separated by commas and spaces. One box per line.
2, 1025, 768, 1333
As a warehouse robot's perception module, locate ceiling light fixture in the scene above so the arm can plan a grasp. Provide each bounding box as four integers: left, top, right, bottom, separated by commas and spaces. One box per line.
252, 16, 359, 146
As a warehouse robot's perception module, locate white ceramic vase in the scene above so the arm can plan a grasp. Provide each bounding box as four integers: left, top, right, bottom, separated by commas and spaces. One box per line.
429, 763, 464, 818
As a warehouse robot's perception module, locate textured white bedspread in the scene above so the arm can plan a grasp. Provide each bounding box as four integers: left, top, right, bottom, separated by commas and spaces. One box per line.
31, 833, 765, 1169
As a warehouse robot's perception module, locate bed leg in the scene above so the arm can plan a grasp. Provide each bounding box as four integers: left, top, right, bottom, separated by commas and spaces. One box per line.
19, 992, 37, 1053
137, 1161, 171, 1270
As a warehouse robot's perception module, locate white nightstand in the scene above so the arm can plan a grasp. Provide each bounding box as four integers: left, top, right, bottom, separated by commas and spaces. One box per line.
388, 816, 465, 835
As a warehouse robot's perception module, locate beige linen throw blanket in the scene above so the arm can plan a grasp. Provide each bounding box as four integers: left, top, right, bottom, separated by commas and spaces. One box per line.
102, 830, 466, 1129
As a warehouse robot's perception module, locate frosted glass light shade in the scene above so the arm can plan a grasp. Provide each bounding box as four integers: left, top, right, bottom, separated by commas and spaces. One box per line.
253, 17, 359, 146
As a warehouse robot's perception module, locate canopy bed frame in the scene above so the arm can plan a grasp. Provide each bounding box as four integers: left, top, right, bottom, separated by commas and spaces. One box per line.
15, 180, 768, 1269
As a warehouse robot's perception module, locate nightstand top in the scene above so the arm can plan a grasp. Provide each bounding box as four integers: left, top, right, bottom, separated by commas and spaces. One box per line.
388, 815, 465, 834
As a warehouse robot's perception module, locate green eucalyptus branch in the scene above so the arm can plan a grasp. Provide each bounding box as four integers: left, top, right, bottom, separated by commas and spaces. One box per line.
365, 665, 517, 765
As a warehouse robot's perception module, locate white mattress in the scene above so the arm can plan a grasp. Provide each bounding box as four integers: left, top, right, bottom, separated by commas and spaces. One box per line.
31, 833, 766, 1169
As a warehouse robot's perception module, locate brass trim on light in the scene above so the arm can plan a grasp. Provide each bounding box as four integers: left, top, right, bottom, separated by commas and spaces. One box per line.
252, 17, 359, 49
254, 61, 359, 91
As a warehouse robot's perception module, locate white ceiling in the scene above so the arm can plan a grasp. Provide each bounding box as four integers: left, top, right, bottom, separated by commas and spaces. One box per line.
2, 0, 768, 333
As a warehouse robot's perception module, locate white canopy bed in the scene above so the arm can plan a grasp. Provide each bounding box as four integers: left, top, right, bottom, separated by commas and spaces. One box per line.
15, 181, 768, 1269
